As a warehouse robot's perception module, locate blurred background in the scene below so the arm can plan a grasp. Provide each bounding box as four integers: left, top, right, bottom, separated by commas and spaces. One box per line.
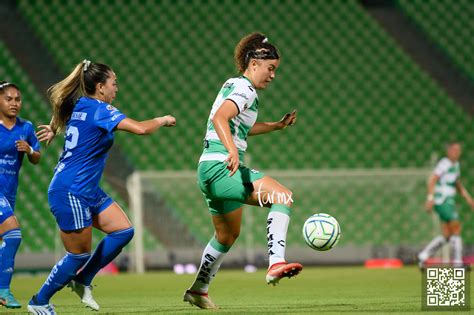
0, 0, 472, 272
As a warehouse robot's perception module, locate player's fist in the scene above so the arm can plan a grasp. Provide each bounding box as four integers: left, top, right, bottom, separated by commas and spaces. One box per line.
468, 199, 474, 210
279, 110, 297, 129
424, 200, 434, 212
163, 115, 176, 127
15, 140, 33, 154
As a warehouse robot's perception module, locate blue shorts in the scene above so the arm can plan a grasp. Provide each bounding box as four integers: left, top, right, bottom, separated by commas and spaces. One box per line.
0, 193, 14, 224
48, 188, 113, 231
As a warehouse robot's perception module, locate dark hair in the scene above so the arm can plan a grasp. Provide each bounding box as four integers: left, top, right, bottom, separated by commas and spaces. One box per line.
0, 81, 20, 94
48, 60, 113, 134
234, 32, 280, 73
446, 141, 461, 149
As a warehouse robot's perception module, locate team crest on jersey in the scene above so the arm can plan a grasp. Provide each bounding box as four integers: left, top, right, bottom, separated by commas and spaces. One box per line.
0, 197, 8, 208
106, 105, 119, 113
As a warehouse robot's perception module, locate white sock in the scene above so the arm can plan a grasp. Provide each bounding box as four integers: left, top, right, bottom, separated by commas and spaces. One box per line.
419, 235, 447, 261
267, 205, 291, 267
449, 235, 463, 266
189, 237, 230, 293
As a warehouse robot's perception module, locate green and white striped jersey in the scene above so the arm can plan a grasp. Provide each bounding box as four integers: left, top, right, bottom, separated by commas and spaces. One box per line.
199, 76, 258, 163
433, 157, 460, 204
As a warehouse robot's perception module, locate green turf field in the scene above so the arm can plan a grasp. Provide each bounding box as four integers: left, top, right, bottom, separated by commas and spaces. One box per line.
3, 266, 472, 314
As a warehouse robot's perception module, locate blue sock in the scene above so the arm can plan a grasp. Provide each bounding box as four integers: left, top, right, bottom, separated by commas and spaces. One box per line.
0, 229, 21, 289
75, 227, 134, 286
35, 252, 90, 304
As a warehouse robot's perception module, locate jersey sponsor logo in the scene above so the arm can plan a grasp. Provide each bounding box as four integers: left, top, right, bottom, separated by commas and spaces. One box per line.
111, 114, 122, 121
0, 158, 15, 166
95, 196, 110, 208
230, 92, 249, 101
71, 112, 88, 121
56, 162, 66, 173
0, 168, 16, 175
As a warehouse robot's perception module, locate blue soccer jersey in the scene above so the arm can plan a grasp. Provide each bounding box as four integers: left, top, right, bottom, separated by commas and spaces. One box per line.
0, 117, 40, 208
49, 96, 126, 195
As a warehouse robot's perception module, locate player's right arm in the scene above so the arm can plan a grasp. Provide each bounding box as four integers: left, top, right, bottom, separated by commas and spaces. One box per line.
117, 116, 176, 135
212, 100, 239, 176
425, 174, 439, 212
455, 180, 474, 209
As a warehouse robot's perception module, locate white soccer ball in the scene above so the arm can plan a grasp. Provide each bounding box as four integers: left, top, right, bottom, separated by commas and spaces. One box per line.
302, 213, 341, 251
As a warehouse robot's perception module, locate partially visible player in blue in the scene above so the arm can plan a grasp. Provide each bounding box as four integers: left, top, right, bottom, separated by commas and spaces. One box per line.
27, 60, 176, 315
0, 81, 41, 309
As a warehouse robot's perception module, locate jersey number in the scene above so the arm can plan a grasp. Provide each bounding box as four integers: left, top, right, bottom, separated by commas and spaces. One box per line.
64, 126, 79, 158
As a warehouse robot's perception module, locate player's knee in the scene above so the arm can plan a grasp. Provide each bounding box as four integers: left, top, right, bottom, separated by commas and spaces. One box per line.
110, 226, 135, 244
2, 228, 22, 247
216, 231, 239, 246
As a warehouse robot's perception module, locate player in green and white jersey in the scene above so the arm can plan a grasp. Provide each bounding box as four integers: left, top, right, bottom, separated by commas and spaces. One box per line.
418, 142, 474, 267
184, 33, 302, 309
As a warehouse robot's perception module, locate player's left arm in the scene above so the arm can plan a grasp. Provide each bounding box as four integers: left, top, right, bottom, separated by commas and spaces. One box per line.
248, 110, 297, 136
15, 140, 40, 164
456, 179, 474, 209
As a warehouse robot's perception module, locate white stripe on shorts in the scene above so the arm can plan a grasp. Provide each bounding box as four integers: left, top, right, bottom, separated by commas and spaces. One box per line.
68, 192, 81, 230
71, 194, 84, 229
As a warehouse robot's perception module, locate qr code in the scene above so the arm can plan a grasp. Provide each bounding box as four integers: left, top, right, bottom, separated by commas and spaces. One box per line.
425, 268, 466, 308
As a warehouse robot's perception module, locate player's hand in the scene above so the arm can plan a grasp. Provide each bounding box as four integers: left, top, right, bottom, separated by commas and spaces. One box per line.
224, 149, 239, 177
36, 124, 55, 145
425, 200, 434, 212
468, 199, 474, 210
15, 140, 33, 154
278, 110, 297, 130
162, 115, 176, 127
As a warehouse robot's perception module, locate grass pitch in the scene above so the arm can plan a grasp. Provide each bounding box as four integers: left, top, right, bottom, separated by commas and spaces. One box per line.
3, 266, 472, 314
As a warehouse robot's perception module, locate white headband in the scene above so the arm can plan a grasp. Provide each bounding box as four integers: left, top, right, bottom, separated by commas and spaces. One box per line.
83, 59, 91, 72
262, 37, 268, 43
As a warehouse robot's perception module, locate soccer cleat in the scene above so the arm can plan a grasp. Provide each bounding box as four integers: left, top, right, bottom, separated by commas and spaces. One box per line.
0, 288, 21, 308
27, 295, 56, 315
417, 252, 428, 270
266, 262, 303, 286
183, 290, 219, 309
68, 280, 100, 311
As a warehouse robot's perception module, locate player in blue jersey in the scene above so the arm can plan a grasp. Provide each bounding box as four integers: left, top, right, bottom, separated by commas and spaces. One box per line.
0, 81, 41, 309
27, 61, 176, 315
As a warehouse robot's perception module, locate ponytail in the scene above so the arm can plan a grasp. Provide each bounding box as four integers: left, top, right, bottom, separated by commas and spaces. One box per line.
48, 60, 112, 134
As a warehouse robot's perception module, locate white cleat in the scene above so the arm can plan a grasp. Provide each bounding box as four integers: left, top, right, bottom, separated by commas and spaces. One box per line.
27, 304, 57, 315
27, 296, 56, 315
68, 280, 100, 311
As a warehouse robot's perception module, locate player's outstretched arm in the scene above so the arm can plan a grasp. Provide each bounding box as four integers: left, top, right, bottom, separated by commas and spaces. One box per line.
116, 115, 176, 135
456, 180, 474, 209
36, 124, 55, 145
248, 110, 297, 136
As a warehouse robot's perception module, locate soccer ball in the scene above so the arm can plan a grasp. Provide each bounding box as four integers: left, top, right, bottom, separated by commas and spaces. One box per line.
302, 213, 341, 251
